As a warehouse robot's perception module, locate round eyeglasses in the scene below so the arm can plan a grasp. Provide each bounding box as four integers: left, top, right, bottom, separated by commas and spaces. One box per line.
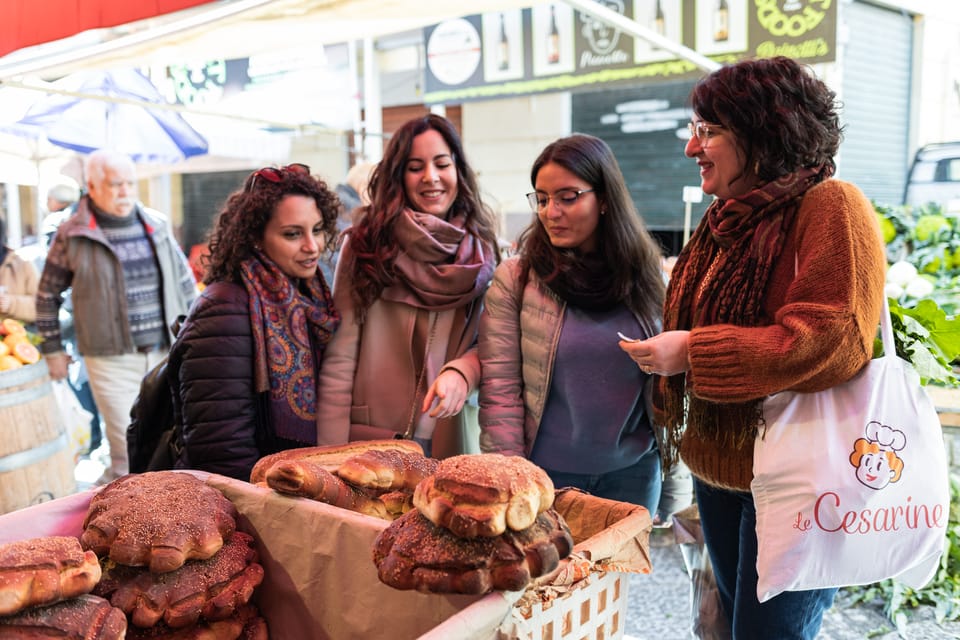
687, 121, 725, 146
526, 188, 595, 213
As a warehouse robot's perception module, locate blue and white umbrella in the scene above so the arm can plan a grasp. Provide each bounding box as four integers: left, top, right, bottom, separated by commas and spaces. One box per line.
12, 68, 208, 164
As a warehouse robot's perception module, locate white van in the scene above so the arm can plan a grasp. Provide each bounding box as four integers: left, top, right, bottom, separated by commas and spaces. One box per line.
904, 142, 960, 213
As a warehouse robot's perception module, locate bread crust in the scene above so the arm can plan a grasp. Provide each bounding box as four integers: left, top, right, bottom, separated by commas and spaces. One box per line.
373, 508, 573, 594
413, 454, 554, 538
0, 593, 127, 640
0, 536, 102, 616
249, 439, 423, 485
95, 532, 263, 630
81, 472, 237, 574
336, 450, 439, 492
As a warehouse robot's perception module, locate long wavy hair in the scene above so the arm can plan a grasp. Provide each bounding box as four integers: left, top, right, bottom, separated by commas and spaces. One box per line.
203, 167, 341, 285
517, 133, 665, 320
346, 114, 500, 315
690, 56, 842, 186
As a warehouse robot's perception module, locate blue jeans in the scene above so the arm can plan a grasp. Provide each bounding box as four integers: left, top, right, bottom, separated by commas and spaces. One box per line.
694, 480, 836, 640
543, 446, 662, 515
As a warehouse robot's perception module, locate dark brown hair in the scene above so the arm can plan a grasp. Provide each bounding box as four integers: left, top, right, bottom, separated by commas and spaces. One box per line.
346, 114, 500, 314
203, 167, 340, 284
518, 133, 665, 320
690, 56, 842, 184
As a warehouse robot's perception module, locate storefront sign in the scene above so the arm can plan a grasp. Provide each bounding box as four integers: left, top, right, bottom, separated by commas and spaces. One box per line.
423, 0, 836, 104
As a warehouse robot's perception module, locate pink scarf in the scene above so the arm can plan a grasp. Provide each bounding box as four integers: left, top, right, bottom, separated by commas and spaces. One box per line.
381, 208, 495, 310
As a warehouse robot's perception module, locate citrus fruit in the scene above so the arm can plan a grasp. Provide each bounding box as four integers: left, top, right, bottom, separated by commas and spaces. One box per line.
0, 355, 23, 371
2, 333, 29, 350
0, 342, 8, 357
12, 341, 40, 365
0, 318, 26, 336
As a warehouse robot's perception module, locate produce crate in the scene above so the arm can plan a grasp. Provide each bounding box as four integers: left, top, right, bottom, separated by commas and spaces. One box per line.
0, 474, 652, 640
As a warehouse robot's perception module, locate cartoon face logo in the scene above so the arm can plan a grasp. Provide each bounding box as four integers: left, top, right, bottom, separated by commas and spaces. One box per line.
579, 0, 624, 54
849, 421, 905, 490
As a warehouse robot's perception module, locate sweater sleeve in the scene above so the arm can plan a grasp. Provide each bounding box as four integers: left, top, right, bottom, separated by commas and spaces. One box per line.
315, 240, 358, 445
171, 283, 260, 480
687, 180, 887, 403
478, 258, 527, 456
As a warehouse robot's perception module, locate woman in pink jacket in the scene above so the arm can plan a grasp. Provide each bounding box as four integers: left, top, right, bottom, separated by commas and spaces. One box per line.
316, 114, 499, 458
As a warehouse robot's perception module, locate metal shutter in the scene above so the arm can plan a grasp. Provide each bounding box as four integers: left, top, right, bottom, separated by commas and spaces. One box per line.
838, 1, 913, 205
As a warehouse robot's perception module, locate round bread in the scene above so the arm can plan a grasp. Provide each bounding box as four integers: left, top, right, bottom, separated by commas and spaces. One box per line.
81, 471, 237, 574
412, 453, 554, 538
373, 508, 573, 595
0, 536, 102, 616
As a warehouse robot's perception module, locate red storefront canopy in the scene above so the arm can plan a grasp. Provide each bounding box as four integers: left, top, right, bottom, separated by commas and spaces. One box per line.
0, 0, 215, 58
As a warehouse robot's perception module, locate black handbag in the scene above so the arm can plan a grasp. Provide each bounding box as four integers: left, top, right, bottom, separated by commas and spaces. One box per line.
127, 353, 179, 473
127, 317, 184, 473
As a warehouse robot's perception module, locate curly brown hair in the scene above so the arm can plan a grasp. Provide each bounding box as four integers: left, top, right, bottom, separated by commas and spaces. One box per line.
202, 166, 341, 285
346, 114, 500, 315
690, 56, 842, 185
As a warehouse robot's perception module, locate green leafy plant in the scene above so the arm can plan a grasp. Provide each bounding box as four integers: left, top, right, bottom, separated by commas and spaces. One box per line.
885, 298, 960, 387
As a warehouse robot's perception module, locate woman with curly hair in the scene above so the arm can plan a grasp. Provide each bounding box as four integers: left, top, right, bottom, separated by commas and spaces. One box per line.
168, 164, 341, 479
316, 114, 499, 458
478, 133, 667, 514
620, 57, 886, 638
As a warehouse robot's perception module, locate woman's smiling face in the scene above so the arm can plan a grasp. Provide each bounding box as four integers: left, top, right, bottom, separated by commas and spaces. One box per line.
404, 128, 459, 217
684, 117, 760, 200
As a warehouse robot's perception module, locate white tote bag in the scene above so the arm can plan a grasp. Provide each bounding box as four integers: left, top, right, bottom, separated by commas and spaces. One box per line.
752, 298, 949, 603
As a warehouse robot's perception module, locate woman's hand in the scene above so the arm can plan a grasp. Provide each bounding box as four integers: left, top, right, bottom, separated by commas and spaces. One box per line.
619, 330, 691, 376
422, 369, 469, 418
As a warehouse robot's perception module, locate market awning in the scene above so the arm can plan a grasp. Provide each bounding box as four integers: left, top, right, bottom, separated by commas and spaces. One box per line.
0, 0, 217, 58
0, 0, 717, 82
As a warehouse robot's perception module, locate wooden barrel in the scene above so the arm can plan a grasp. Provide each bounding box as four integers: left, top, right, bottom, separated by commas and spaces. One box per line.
0, 361, 76, 515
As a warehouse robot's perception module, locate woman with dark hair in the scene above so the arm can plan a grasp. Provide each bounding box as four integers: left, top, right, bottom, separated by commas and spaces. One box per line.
168, 164, 341, 480
620, 57, 886, 638
478, 133, 667, 513
316, 114, 499, 458
0, 216, 40, 324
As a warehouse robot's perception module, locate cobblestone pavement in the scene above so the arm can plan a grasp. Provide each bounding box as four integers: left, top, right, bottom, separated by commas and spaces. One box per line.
623, 530, 960, 640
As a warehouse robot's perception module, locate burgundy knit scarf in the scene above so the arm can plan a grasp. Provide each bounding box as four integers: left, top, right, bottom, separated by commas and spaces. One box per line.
240, 251, 340, 444
658, 166, 832, 459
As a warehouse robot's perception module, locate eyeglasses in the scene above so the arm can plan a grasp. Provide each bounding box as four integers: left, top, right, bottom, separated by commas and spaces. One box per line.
248, 163, 311, 191
687, 121, 725, 146
526, 188, 594, 213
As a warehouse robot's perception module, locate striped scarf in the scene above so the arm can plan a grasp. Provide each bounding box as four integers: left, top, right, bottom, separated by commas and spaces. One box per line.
658, 166, 832, 460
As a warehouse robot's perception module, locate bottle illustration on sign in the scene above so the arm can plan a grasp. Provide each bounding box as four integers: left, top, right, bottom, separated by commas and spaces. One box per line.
714, 0, 729, 42
498, 13, 510, 71
653, 0, 666, 37
547, 5, 561, 64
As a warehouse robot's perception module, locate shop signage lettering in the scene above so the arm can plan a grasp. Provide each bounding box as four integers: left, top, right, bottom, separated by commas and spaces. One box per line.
424, 0, 837, 104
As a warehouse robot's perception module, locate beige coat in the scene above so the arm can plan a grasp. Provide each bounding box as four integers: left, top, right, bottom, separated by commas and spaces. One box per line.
316, 239, 485, 458
0, 250, 39, 323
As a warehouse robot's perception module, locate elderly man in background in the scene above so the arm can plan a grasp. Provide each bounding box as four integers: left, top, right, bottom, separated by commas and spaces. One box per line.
36, 149, 197, 485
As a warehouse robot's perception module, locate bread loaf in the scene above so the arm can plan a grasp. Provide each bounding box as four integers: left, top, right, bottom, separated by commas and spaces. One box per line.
336, 449, 439, 492
413, 453, 554, 538
265, 459, 390, 520
250, 439, 423, 485
81, 472, 237, 574
0, 594, 127, 640
373, 508, 573, 594
0, 536, 101, 616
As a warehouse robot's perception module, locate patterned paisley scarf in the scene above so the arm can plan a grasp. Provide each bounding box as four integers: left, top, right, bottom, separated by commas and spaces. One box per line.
658, 166, 832, 458
240, 250, 340, 443
380, 208, 495, 310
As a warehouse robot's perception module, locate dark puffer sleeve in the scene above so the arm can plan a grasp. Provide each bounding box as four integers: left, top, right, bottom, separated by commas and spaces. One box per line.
169, 281, 260, 480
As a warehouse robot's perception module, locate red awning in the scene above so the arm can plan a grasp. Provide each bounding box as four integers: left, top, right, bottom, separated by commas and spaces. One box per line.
0, 0, 216, 58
